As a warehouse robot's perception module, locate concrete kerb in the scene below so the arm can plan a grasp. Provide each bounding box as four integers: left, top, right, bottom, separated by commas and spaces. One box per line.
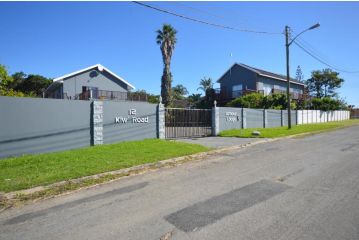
2, 125, 356, 206
2, 138, 271, 203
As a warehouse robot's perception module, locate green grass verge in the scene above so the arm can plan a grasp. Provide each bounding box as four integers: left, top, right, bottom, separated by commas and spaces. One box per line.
219, 119, 359, 138
0, 139, 209, 193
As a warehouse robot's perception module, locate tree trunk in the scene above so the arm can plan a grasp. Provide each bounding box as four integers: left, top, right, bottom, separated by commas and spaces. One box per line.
161, 64, 172, 106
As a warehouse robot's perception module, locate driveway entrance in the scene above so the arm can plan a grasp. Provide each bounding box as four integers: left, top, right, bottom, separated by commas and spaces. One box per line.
165, 108, 212, 138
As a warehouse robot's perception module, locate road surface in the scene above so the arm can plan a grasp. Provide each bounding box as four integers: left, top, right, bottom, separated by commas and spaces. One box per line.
1, 126, 359, 240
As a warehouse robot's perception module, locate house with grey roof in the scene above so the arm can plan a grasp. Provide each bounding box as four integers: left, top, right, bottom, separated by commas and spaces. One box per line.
45, 64, 147, 101
216, 63, 306, 103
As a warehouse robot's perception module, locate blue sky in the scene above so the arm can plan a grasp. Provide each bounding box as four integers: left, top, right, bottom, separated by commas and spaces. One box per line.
1, 1, 359, 106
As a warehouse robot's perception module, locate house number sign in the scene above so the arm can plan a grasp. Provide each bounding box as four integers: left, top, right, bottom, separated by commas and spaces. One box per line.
225, 111, 240, 122
115, 109, 149, 124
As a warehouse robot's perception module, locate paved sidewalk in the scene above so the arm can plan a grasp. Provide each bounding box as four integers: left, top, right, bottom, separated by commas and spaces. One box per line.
176, 136, 264, 149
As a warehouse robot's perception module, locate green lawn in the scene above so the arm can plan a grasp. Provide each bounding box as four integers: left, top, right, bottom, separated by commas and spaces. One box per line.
219, 119, 359, 138
0, 139, 209, 193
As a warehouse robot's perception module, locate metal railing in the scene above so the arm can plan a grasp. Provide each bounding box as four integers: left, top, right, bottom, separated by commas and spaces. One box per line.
215, 88, 304, 101
272, 89, 304, 100
215, 88, 263, 101
79, 90, 148, 102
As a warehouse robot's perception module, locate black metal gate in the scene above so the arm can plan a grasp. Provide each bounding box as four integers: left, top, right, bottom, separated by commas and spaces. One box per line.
165, 108, 212, 138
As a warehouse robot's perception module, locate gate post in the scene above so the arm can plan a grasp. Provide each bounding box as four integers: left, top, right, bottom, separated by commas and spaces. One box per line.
157, 101, 165, 139
212, 103, 219, 136
241, 108, 247, 129
263, 109, 268, 128
91, 100, 103, 146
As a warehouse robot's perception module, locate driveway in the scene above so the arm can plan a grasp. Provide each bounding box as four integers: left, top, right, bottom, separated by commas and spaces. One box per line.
1, 126, 359, 240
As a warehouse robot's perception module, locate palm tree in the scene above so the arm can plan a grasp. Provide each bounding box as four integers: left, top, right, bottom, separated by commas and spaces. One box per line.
197, 77, 214, 94
156, 24, 177, 106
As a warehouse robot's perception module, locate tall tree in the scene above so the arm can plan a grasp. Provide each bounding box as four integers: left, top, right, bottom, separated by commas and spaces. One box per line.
197, 77, 213, 93
306, 69, 344, 98
156, 24, 177, 106
295, 65, 304, 82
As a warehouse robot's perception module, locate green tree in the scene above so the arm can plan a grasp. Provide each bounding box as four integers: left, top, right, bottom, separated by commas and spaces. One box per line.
197, 77, 213, 94
15, 74, 52, 96
188, 93, 202, 104
311, 97, 340, 110
156, 24, 177, 106
148, 94, 160, 104
131, 89, 160, 104
172, 84, 188, 100
226, 93, 264, 108
0, 64, 13, 86
263, 93, 287, 109
10, 71, 27, 89
306, 69, 344, 98
0, 65, 25, 97
226, 93, 297, 110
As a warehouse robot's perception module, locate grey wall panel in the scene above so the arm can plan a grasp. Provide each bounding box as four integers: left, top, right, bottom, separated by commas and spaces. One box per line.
246, 108, 264, 128
281, 111, 297, 126
218, 107, 242, 132
282, 111, 288, 126
0, 96, 91, 158
267, 110, 282, 128
102, 101, 157, 144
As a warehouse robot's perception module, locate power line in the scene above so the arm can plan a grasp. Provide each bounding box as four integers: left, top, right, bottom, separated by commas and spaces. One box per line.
133, 1, 282, 35
171, 2, 231, 22
292, 40, 359, 74
291, 29, 334, 65
172, 2, 279, 34
134, 1, 358, 73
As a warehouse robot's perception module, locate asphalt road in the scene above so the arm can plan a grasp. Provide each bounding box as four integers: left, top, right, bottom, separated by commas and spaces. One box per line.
1, 126, 359, 240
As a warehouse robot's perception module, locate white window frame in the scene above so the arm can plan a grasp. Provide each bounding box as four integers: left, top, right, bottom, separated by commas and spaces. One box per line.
232, 84, 243, 98
263, 83, 273, 96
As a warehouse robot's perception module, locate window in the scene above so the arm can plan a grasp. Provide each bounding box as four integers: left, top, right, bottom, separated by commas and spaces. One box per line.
277, 86, 286, 92
232, 84, 243, 98
292, 88, 303, 94
263, 83, 273, 96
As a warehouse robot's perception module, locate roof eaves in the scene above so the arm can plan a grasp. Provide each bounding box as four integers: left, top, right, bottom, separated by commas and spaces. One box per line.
216, 63, 237, 83
258, 73, 306, 86
53, 64, 135, 90
53, 64, 100, 82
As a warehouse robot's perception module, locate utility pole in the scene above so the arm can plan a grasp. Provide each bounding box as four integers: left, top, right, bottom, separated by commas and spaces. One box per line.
284, 23, 320, 129
285, 26, 292, 129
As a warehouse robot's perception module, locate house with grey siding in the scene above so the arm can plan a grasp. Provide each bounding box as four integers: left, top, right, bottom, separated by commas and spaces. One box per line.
45, 64, 147, 101
216, 63, 305, 103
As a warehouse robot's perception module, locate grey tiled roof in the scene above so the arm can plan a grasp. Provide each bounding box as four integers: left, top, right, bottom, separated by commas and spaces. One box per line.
239, 63, 305, 85
217, 63, 305, 86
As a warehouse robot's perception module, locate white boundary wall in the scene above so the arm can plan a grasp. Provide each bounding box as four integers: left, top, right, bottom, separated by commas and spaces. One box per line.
297, 110, 350, 124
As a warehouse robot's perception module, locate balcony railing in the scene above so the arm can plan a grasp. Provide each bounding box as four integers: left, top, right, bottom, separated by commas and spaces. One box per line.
215, 87, 305, 102
78, 90, 148, 102
215, 88, 263, 100
272, 89, 304, 100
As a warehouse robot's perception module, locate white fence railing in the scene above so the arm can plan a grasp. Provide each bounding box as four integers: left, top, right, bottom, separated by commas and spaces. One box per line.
297, 110, 350, 125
